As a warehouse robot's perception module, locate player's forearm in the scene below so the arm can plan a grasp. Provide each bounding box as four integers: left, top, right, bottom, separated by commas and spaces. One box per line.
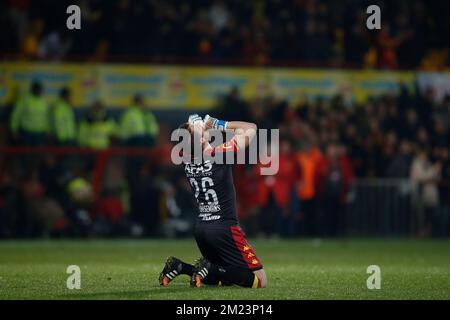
226, 121, 257, 132
227, 121, 257, 148
204, 115, 256, 132
203, 115, 257, 148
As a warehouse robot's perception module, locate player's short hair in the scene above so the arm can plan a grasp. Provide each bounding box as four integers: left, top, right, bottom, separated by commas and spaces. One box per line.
178, 122, 196, 159
178, 122, 191, 132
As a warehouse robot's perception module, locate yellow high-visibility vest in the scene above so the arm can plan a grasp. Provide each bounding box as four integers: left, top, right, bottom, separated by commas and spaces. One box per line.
52, 99, 77, 142
10, 94, 50, 134
119, 106, 159, 140
78, 118, 117, 149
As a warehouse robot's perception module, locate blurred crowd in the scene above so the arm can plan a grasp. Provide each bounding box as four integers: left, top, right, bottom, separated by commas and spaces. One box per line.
0, 79, 449, 239
217, 86, 450, 238
1, 0, 449, 69
0, 81, 168, 238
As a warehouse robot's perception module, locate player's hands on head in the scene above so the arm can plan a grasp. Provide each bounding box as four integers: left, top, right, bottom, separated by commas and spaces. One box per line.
204, 114, 228, 131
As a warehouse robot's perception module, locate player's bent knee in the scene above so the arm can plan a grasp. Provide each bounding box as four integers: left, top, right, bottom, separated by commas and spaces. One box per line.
253, 269, 267, 288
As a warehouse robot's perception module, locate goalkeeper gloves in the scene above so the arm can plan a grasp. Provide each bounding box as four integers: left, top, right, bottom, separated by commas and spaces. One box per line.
204, 114, 228, 131
188, 114, 204, 127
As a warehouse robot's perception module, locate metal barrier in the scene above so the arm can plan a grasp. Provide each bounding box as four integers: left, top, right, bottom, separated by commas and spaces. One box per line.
1, 147, 448, 238
346, 179, 421, 236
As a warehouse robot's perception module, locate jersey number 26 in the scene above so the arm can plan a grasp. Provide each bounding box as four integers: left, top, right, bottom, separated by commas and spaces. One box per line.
189, 177, 219, 205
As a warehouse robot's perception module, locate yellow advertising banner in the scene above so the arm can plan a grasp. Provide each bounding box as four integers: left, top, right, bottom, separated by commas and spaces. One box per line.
0, 62, 99, 107
0, 63, 415, 109
347, 70, 415, 103
98, 65, 270, 108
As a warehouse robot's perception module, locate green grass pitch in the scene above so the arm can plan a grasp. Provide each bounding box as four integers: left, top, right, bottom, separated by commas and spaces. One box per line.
0, 239, 449, 299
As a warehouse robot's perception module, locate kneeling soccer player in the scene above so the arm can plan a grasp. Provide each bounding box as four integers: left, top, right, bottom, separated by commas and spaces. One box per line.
159, 114, 266, 289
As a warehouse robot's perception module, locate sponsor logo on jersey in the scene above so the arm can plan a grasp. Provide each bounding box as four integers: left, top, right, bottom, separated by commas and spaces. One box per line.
199, 204, 221, 213
184, 160, 212, 176
198, 213, 221, 221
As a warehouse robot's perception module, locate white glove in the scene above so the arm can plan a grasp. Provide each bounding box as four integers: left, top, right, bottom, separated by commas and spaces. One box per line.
188, 114, 204, 127
204, 114, 228, 131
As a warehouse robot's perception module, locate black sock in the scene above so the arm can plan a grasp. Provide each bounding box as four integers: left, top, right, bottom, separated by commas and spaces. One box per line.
202, 274, 220, 285
179, 261, 195, 276
205, 264, 257, 288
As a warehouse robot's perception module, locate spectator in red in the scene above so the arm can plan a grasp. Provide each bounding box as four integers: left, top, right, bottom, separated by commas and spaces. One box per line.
316, 143, 353, 237
376, 24, 401, 69
255, 139, 301, 237
234, 164, 266, 235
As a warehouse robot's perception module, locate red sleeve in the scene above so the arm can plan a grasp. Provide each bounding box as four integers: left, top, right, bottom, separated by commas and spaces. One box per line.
212, 136, 239, 154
